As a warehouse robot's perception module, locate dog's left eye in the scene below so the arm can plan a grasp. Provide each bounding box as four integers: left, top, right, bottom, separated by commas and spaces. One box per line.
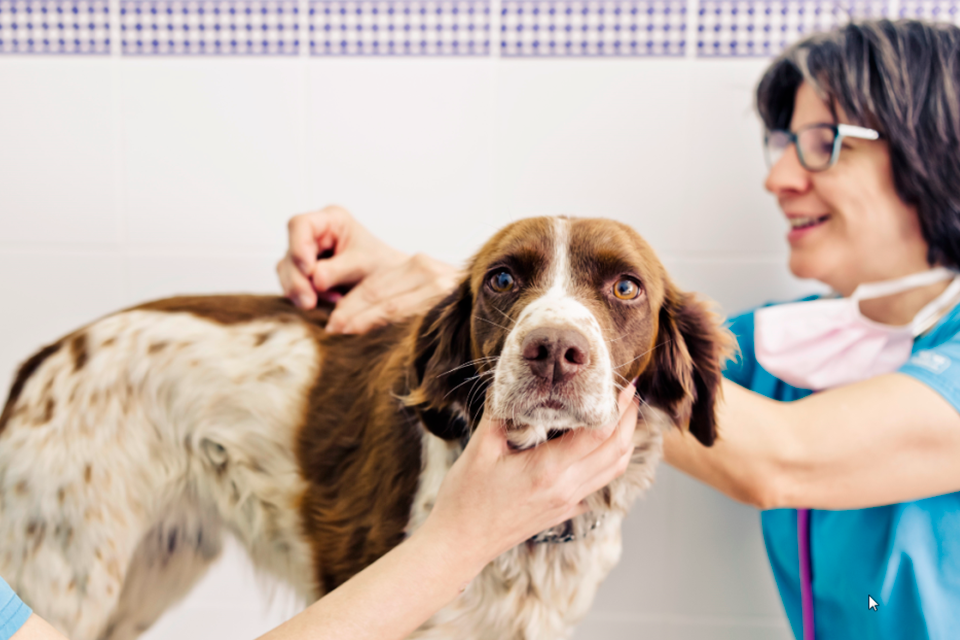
488, 270, 516, 293
613, 278, 641, 300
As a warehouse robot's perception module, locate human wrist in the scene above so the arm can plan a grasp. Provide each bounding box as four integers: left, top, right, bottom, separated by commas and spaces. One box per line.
412, 514, 496, 584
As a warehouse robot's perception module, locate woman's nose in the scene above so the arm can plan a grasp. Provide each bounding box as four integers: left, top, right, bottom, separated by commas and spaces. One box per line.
764, 142, 812, 196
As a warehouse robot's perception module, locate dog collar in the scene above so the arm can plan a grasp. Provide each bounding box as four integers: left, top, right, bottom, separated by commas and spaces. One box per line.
528, 514, 605, 544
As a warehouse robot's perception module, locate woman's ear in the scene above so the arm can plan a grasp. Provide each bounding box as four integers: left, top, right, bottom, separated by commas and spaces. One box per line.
405, 277, 478, 441
635, 286, 733, 446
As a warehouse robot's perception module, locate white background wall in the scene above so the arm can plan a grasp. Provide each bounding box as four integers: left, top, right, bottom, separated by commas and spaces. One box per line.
0, 46, 831, 639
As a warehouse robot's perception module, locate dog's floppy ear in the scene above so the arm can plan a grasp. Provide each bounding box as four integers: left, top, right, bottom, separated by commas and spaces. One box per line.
405, 277, 479, 441
636, 285, 733, 446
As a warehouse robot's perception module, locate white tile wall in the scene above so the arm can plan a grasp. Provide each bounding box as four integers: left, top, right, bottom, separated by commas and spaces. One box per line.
121, 59, 311, 248
0, 48, 825, 639
305, 58, 497, 264
0, 59, 118, 245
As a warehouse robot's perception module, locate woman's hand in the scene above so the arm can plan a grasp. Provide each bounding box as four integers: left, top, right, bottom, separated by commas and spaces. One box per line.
420, 383, 640, 570
277, 205, 408, 309
325, 253, 461, 334
277, 205, 461, 334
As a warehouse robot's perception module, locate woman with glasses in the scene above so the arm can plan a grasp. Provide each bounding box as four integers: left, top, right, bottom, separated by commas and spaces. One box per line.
273, 19, 960, 640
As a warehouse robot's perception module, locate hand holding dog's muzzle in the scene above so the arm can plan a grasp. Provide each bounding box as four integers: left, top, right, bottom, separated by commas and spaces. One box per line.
421, 382, 638, 573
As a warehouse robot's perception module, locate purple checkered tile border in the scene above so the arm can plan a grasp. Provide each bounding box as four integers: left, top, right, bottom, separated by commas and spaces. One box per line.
697, 0, 887, 57
120, 0, 299, 54
10, 0, 960, 56
309, 0, 490, 55
0, 0, 109, 53
900, 0, 960, 24
501, 0, 687, 56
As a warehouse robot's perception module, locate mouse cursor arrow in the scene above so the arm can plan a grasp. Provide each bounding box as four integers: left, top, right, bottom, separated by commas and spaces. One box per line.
868, 595, 879, 611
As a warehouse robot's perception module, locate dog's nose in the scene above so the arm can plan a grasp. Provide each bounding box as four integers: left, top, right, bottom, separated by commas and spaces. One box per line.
521, 327, 590, 384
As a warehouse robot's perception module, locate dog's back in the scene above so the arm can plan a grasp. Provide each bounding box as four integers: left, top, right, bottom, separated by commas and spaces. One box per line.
0, 296, 337, 640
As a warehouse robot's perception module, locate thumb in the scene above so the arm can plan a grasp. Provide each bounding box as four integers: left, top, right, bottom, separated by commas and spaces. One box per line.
311, 252, 371, 293
465, 413, 512, 459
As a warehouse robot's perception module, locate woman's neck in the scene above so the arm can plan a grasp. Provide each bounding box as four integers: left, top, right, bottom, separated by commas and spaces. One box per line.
858, 279, 953, 326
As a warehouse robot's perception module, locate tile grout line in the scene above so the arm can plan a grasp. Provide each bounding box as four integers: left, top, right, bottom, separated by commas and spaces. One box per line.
488, 0, 499, 215
490, 0, 500, 60
299, 0, 311, 208
299, 0, 310, 59
109, 0, 130, 302
686, 0, 698, 60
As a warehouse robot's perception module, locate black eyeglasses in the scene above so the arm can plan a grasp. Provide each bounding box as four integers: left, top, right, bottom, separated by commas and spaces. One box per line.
764, 123, 880, 172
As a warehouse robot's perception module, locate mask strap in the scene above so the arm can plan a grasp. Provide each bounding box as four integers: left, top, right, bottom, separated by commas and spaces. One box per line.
913, 275, 960, 335
852, 267, 956, 301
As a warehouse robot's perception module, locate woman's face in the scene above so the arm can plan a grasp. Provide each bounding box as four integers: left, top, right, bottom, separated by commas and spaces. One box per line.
764, 82, 930, 296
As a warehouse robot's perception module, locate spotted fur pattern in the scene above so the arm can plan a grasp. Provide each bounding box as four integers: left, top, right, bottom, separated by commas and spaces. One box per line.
0, 217, 732, 640
0, 311, 319, 639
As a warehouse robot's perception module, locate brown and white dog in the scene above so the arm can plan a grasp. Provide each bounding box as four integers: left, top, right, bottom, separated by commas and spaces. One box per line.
0, 216, 732, 640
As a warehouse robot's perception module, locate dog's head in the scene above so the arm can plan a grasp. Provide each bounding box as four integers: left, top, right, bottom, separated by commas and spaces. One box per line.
406, 217, 733, 448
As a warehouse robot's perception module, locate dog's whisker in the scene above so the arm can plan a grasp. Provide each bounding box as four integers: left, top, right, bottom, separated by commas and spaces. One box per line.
443, 371, 490, 401
438, 356, 501, 377
473, 315, 513, 332
491, 305, 518, 327
465, 371, 495, 409
612, 340, 671, 371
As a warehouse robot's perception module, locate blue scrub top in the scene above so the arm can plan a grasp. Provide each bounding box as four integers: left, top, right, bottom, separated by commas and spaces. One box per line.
724, 296, 960, 640
0, 575, 31, 640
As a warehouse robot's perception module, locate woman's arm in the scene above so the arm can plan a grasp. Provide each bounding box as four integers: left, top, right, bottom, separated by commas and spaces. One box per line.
12, 615, 69, 640
664, 374, 960, 510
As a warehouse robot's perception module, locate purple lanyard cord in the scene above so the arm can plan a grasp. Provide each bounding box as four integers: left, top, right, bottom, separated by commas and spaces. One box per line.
798, 508, 815, 640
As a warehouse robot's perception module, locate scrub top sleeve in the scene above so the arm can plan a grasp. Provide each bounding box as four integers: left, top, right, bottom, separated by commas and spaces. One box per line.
722, 310, 758, 387
899, 338, 960, 415
0, 576, 31, 640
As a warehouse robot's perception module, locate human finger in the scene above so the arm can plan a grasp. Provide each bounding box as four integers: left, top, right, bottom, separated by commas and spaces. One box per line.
567, 395, 639, 490
326, 261, 424, 328
574, 430, 637, 502
287, 207, 349, 276
277, 254, 318, 309
332, 279, 451, 334
325, 257, 446, 332
535, 383, 638, 462
311, 250, 375, 296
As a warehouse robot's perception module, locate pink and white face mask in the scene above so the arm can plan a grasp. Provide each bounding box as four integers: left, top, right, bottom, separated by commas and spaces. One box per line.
754, 267, 960, 391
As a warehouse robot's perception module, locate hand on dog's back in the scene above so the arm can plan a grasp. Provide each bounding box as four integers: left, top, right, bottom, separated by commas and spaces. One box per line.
278, 205, 460, 334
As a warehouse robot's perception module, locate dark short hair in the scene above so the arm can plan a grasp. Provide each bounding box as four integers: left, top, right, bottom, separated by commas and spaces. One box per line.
757, 19, 960, 269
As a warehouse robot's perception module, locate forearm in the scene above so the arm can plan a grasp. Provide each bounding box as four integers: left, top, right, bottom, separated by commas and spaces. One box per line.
665, 374, 960, 511
12, 615, 70, 640
663, 379, 795, 509
258, 521, 486, 640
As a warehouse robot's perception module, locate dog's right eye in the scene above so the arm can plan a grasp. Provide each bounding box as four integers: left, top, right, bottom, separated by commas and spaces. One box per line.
488, 270, 516, 293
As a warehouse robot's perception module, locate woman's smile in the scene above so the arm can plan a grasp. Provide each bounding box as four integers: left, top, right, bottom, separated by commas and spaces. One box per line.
786, 213, 831, 244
